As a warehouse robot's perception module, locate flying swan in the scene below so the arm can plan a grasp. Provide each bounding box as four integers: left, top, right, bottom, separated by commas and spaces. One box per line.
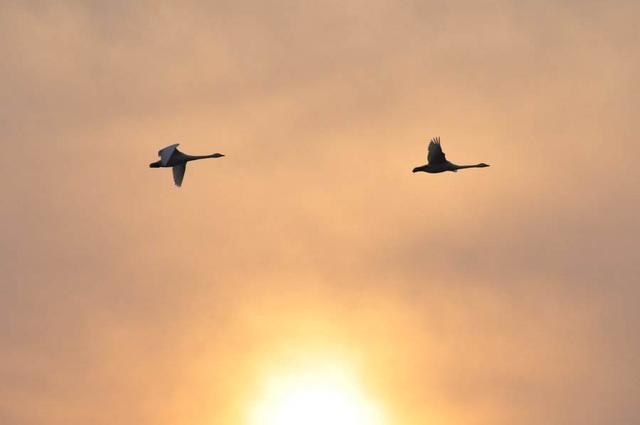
413, 137, 489, 173
149, 144, 225, 187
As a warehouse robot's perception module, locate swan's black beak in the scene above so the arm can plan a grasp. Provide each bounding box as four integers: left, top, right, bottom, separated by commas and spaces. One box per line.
149, 161, 161, 168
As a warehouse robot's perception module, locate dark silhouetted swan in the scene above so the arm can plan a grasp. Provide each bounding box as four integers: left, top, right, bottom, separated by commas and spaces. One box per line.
412, 137, 489, 174
149, 144, 225, 187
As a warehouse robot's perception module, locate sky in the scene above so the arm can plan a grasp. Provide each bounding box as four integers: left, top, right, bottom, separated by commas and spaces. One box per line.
1, 1, 639, 424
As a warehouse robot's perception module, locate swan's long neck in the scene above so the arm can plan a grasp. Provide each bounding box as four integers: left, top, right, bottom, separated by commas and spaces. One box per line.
454, 163, 489, 170
186, 154, 220, 161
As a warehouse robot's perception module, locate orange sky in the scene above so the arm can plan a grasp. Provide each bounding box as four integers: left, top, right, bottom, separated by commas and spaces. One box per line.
1, 1, 639, 424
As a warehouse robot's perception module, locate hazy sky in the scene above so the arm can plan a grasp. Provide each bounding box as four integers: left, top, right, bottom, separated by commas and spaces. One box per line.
1, 1, 639, 424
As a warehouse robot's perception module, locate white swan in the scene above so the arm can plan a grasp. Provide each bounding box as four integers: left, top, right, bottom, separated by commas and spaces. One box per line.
149, 144, 225, 186
412, 137, 489, 173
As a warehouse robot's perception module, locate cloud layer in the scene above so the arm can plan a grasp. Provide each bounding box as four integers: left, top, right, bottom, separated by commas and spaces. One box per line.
1, 2, 638, 424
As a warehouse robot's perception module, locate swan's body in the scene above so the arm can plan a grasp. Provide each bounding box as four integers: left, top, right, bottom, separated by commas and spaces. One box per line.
413, 137, 489, 174
149, 144, 224, 186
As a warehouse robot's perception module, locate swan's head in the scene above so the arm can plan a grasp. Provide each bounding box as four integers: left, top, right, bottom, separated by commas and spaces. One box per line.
211, 153, 225, 158
149, 161, 162, 168
477, 163, 490, 167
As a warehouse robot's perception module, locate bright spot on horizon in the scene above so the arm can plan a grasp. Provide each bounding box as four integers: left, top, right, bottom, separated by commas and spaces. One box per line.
248, 363, 384, 425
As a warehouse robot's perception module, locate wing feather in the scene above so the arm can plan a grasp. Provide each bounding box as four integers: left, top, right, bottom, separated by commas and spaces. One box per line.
158, 144, 180, 166
427, 137, 447, 165
172, 163, 186, 187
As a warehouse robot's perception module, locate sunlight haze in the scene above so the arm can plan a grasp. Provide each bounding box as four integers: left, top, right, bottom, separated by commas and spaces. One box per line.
1, 1, 639, 424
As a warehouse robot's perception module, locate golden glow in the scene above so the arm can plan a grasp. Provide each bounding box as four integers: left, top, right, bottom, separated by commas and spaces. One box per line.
248, 363, 384, 425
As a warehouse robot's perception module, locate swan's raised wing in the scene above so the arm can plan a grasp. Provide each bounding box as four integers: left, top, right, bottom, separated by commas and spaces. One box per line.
159, 144, 180, 166
172, 163, 186, 187
427, 137, 447, 165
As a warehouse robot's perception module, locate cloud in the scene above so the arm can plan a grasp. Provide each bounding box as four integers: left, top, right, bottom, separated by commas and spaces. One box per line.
1, 1, 639, 424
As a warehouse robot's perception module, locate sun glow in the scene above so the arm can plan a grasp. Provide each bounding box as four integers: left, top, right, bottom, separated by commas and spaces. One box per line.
248, 364, 384, 425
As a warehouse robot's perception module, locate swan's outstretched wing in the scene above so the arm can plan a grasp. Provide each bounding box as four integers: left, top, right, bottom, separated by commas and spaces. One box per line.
172, 163, 186, 187
159, 144, 180, 166
427, 137, 447, 165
